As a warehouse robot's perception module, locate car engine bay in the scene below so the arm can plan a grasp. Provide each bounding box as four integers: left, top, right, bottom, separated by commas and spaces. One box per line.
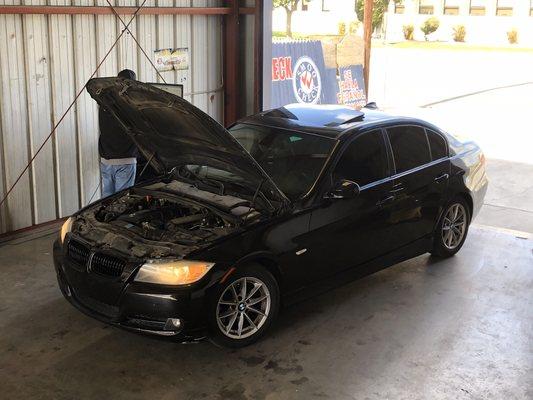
71, 181, 263, 258
95, 194, 234, 243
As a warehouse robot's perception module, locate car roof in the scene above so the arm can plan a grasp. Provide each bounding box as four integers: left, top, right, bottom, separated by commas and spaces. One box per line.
237, 103, 430, 139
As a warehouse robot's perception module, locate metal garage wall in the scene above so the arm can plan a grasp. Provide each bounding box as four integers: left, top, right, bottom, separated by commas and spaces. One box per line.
0, 0, 223, 234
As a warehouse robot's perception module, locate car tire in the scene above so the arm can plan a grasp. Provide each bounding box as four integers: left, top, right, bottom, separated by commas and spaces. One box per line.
207, 264, 279, 348
431, 197, 471, 258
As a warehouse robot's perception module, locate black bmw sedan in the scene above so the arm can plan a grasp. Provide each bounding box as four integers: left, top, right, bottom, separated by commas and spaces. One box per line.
54, 78, 488, 347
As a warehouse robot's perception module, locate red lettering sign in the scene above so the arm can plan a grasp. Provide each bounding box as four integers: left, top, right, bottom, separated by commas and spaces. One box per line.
271, 57, 293, 81
272, 58, 280, 81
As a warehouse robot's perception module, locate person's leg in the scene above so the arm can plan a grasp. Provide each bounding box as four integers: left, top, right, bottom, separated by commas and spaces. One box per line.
100, 162, 115, 198
114, 163, 137, 192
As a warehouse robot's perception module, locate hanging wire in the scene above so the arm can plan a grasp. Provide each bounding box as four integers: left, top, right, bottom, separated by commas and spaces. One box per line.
105, 0, 167, 84
0, 0, 149, 211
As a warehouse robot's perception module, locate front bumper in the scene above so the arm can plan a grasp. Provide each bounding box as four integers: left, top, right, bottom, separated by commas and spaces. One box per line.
53, 239, 212, 342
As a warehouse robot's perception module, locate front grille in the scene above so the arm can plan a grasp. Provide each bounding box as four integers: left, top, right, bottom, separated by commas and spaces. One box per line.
67, 240, 90, 266
90, 253, 126, 277
73, 290, 119, 319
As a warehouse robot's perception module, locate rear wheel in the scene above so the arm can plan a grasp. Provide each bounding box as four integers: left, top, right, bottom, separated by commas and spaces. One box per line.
431, 197, 470, 257
208, 264, 279, 348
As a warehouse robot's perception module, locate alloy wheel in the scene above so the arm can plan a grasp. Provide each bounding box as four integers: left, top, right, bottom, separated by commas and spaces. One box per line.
216, 277, 271, 340
441, 203, 467, 250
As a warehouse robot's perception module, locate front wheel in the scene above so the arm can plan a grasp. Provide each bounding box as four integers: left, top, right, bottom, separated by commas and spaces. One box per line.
208, 264, 279, 348
431, 197, 471, 258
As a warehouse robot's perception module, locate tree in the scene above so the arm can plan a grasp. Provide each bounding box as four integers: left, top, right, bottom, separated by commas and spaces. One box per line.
273, 0, 302, 38
356, 0, 400, 31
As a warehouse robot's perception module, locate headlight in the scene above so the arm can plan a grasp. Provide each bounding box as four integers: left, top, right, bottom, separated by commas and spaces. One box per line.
134, 260, 214, 285
60, 217, 73, 244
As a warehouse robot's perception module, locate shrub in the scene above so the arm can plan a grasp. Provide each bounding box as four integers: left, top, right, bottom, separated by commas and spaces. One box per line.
349, 20, 359, 35
452, 25, 466, 42
403, 24, 414, 40
507, 29, 518, 44
420, 17, 440, 41
338, 22, 346, 36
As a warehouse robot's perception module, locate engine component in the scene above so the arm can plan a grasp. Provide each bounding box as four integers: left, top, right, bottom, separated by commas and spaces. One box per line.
93, 193, 233, 244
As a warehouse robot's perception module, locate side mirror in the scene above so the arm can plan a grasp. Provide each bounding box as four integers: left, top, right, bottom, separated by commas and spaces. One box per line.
325, 179, 360, 200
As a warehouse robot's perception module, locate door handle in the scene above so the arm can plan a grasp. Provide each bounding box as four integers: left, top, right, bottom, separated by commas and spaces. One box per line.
376, 195, 395, 207
434, 173, 449, 183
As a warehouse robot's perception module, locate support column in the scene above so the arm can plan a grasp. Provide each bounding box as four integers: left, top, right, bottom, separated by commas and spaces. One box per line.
223, 0, 240, 126
363, 0, 373, 99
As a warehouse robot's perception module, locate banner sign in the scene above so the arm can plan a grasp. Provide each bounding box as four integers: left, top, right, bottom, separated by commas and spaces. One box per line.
271, 40, 366, 109
336, 65, 366, 109
271, 41, 328, 107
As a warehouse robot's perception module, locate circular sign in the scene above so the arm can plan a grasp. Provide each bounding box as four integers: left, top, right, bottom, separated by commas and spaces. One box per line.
292, 56, 321, 104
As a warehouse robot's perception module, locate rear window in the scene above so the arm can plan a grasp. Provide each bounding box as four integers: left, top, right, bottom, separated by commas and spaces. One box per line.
387, 126, 431, 173
426, 129, 448, 160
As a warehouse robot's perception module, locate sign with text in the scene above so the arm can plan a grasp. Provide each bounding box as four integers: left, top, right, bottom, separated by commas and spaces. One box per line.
271, 40, 366, 109
336, 65, 366, 109
154, 48, 190, 72
271, 41, 328, 108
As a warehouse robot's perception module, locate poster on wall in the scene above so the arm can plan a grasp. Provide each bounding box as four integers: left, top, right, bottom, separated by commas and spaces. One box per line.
271, 40, 366, 110
154, 49, 173, 72
154, 48, 190, 72
170, 48, 189, 71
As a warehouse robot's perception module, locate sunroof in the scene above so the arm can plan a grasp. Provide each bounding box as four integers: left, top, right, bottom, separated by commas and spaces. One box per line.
266, 104, 364, 127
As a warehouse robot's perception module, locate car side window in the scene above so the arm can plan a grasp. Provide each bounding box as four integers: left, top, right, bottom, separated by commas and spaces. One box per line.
387, 126, 431, 173
333, 130, 388, 187
426, 129, 448, 160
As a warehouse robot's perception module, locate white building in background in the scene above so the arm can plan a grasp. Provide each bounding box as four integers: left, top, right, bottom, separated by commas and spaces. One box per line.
272, 0, 359, 36
384, 0, 533, 44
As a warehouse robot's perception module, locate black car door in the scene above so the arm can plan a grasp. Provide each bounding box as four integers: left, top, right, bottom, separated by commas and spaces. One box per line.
305, 129, 395, 282
385, 125, 451, 247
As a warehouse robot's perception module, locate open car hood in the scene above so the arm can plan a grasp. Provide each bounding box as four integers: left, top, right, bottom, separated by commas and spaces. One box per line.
86, 78, 288, 205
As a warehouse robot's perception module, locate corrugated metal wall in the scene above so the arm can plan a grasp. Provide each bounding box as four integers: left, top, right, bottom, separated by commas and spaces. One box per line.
0, 1, 224, 234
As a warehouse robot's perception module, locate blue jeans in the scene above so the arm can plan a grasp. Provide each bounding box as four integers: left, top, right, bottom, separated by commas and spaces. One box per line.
100, 162, 136, 198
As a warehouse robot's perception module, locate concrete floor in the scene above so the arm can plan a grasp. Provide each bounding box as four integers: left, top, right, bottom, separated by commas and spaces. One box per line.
1, 225, 531, 399
477, 159, 533, 234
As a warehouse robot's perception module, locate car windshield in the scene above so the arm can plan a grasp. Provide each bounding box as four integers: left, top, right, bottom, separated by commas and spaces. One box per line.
228, 123, 336, 199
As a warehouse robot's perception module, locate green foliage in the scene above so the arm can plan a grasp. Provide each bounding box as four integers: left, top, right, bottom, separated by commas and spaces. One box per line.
356, 0, 399, 31
452, 25, 466, 42
349, 20, 360, 34
507, 29, 518, 44
272, 31, 288, 38
420, 17, 440, 40
273, 0, 298, 9
338, 22, 346, 36
403, 24, 414, 40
